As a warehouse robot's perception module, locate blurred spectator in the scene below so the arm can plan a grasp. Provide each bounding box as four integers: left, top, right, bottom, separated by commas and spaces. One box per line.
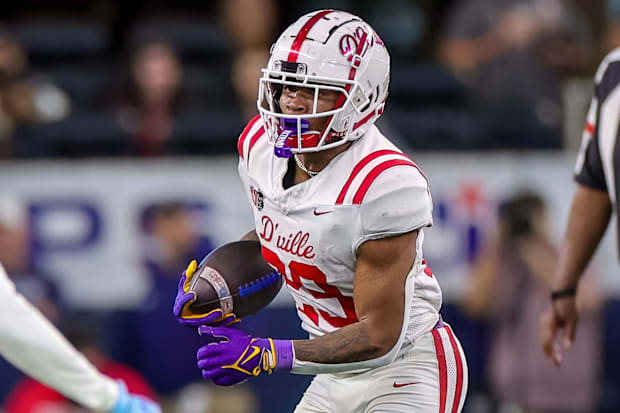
107, 201, 257, 412
462, 192, 602, 412
0, 29, 71, 157
231, 48, 269, 121
220, 0, 276, 123
141, 201, 213, 275
108, 201, 218, 409
113, 42, 184, 156
4, 313, 156, 413
0, 195, 62, 322
438, 0, 593, 150
219, 0, 277, 50
605, 0, 620, 49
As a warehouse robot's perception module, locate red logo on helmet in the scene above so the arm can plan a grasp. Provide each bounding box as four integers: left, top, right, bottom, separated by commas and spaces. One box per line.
339, 27, 371, 63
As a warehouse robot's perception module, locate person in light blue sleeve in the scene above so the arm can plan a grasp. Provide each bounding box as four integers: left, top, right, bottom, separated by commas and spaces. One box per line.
0, 260, 161, 413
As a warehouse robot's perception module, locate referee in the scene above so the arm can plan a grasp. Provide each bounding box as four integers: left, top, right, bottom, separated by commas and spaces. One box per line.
540, 48, 620, 366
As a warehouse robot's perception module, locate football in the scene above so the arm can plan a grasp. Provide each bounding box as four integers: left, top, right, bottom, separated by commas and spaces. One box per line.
187, 240, 283, 318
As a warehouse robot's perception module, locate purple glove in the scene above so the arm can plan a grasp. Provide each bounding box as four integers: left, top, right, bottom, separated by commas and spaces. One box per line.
173, 260, 239, 328
196, 326, 294, 386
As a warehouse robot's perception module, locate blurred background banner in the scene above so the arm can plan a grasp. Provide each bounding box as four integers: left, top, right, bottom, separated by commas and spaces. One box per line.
0, 154, 615, 310
0, 158, 252, 308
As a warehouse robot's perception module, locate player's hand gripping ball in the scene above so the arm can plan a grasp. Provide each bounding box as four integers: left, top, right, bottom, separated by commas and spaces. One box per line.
196, 326, 293, 386
173, 260, 238, 328
173, 240, 283, 327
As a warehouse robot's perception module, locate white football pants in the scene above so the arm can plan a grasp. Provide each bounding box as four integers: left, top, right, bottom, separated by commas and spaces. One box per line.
294, 323, 468, 413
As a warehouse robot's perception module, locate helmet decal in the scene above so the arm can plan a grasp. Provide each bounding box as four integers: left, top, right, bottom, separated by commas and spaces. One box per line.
339, 27, 371, 64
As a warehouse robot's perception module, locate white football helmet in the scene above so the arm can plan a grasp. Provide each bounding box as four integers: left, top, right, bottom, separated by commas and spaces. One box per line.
257, 9, 390, 157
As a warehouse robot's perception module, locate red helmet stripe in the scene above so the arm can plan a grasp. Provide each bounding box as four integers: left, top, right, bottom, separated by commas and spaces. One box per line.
288, 10, 334, 62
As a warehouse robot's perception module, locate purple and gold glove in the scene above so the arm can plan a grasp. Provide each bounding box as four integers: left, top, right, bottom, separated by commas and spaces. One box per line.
173, 260, 239, 328
196, 326, 294, 386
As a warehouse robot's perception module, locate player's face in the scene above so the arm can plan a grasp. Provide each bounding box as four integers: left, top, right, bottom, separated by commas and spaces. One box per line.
279, 85, 340, 131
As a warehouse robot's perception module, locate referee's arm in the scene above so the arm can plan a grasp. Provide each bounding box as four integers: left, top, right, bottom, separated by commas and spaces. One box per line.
540, 183, 611, 367
541, 49, 619, 366
552, 185, 610, 296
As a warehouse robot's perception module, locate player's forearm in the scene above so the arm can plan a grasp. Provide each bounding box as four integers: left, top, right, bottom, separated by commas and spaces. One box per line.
0, 298, 118, 411
0, 268, 118, 411
553, 185, 611, 291
293, 317, 398, 364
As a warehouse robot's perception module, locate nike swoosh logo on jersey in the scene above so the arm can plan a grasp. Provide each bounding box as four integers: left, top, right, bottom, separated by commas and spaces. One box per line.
393, 381, 419, 388
313, 208, 334, 216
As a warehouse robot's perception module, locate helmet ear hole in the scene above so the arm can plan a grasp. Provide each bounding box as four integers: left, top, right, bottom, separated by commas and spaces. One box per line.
360, 95, 372, 113
351, 88, 370, 111
360, 85, 380, 112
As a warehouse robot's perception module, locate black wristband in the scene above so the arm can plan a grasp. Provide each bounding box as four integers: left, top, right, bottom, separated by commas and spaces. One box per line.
550, 287, 577, 301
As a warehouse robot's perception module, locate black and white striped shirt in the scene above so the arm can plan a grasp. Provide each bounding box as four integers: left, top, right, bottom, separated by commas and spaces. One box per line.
575, 48, 620, 256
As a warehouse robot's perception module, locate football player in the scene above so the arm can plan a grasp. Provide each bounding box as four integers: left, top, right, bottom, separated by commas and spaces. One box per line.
174, 10, 467, 412
0, 261, 161, 413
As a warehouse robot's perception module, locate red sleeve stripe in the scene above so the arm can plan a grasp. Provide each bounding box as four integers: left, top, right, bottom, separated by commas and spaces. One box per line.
335, 149, 404, 204
288, 10, 334, 62
585, 121, 595, 134
432, 329, 448, 413
247, 126, 266, 164
352, 159, 417, 204
445, 325, 465, 413
237, 115, 261, 159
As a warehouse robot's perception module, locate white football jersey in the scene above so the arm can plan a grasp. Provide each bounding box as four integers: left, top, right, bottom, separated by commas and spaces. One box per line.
237, 116, 442, 343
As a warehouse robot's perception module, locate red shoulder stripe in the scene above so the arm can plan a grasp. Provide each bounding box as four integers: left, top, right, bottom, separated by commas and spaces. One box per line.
237, 115, 261, 159
335, 150, 403, 204
352, 159, 416, 204
247, 126, 266, 165
288, 10, 334, 62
